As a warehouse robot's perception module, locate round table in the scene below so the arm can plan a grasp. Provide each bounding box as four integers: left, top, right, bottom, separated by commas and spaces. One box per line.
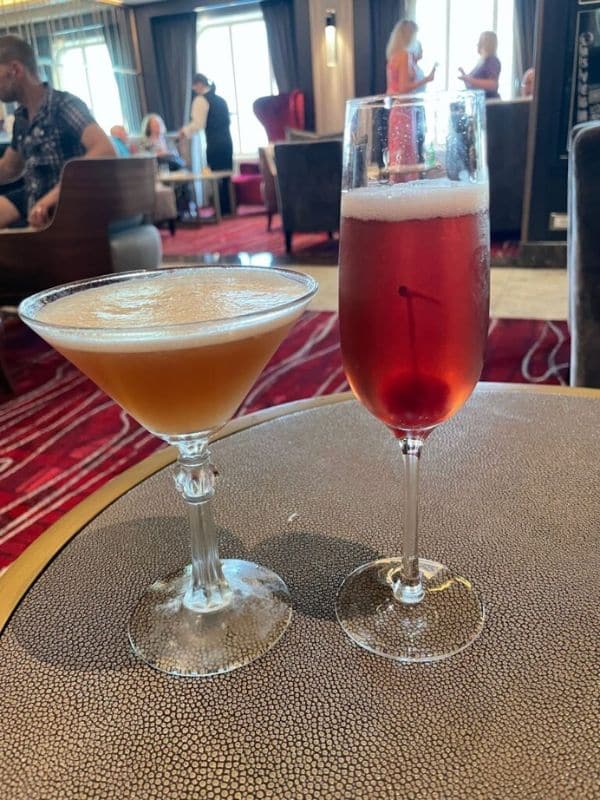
1, 385, 598, 799
159, 169, 235, 223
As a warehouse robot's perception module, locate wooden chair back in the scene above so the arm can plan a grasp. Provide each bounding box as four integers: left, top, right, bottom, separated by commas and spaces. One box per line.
0, 157, 157, 304
50, 156, 156, 234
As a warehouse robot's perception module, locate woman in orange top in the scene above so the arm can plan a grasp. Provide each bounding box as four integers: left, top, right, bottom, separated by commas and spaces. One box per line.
386, 20, 436, 180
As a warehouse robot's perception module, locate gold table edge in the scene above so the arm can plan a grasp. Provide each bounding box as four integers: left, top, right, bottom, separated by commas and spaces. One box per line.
0, 393, 352, 633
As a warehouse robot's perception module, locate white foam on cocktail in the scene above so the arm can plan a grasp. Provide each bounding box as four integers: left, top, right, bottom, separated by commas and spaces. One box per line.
33, 268, 310, 352
341, 178, 488, 221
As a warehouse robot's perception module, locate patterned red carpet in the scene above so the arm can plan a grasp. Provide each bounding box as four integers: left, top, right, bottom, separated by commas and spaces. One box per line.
161, 209, 338, 260
160, 209, 517, 264
0, 312, 569, 568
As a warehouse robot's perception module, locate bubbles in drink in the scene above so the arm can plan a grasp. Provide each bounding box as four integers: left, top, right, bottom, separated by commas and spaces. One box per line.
34, 268, 307, 352
341, 178, 488, 222
27, 268, 314, 435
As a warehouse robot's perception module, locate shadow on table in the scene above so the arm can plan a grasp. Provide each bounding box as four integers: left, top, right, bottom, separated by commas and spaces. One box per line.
8, 519, 377, 670
8, 516, 244, 674
252, 531, 378, 621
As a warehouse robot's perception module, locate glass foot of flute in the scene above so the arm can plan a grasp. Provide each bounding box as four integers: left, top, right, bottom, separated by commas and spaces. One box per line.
336, 557, 484, 663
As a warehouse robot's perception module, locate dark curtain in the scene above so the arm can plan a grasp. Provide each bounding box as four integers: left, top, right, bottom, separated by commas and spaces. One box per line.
151, 13, 196, 131
369, 0, 405, 95
515, 0, 538, 76
260, 0, 299, 93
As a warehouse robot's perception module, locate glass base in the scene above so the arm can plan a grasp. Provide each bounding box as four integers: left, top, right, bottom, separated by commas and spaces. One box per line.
128, 559, 292, 677
335, 557, 484, 663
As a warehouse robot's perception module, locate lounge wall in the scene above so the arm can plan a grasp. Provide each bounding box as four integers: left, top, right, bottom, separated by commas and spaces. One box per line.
308, 0, 355, 134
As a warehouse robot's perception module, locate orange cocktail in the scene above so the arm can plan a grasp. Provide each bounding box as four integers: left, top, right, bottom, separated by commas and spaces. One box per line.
20, 266, 318, 678
32, 268, 310, 436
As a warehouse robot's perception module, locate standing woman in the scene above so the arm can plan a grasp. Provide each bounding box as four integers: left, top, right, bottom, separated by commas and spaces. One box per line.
386, 20, 435, 95
180, 73, 233, 214
459, 31, 501, 98
385, 20, 436, 179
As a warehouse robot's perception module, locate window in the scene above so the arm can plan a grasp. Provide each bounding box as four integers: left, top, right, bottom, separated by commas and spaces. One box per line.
197, 11, 277, 157
54, 37, 122, 133
416, 0, 515, 100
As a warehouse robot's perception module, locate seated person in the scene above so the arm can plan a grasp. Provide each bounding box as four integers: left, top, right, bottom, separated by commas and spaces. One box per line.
521, 68, 535, 98
140, 113, 184, 171
0, 34, 115, 229
110, 124, 135, 157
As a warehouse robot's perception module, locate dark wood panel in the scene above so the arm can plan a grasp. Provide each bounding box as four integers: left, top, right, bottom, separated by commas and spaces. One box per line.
523, 0, 598, 242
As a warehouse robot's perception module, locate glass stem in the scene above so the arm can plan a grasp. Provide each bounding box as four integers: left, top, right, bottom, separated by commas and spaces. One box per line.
174, 439, 231, 612
393, 436, 425, 605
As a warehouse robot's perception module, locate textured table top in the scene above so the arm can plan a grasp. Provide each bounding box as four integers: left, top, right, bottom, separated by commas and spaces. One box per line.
1, 387, 599, 799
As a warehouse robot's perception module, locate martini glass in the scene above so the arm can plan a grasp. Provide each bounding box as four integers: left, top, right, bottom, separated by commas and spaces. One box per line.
19, 266, 317, 676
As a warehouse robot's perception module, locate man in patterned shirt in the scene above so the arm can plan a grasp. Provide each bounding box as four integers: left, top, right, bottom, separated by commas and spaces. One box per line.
0, 35, 115, 229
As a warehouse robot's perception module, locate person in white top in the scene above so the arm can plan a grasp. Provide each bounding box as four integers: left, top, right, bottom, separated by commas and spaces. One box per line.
412, 41, 427, 94
181, 81, 209, 139
179, 73, 233, 214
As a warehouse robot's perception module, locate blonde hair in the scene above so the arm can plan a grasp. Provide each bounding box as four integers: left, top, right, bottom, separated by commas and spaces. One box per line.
479, 31, 498, 57
386, 20, 418, 61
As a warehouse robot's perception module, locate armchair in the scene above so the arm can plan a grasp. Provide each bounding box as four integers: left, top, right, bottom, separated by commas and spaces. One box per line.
273, 139, 342, 253
253, 91, 305, 142
486, 98, 531, 236
232, 162, 263, 208
568, 121, 600, 387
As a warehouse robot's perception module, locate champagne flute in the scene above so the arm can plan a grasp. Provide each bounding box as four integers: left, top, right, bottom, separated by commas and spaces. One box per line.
336, 91, 489, 662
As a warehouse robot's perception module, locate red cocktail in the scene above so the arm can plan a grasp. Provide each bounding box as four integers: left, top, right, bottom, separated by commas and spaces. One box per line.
336, 92, 489, 663
340, 181, 489, 437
